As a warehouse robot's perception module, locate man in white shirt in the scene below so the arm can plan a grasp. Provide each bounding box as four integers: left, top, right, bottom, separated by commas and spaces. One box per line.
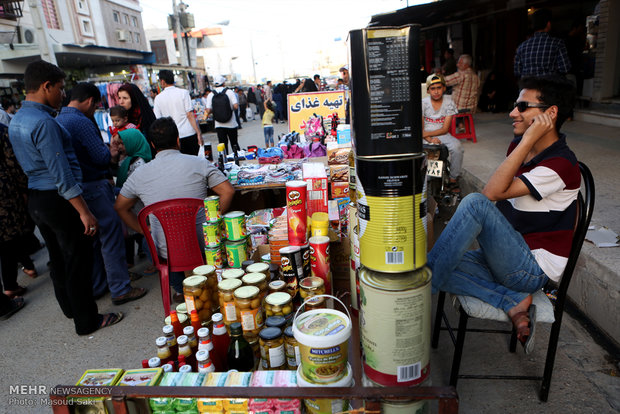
153, 70, 203, 156
206, 75, 239, 154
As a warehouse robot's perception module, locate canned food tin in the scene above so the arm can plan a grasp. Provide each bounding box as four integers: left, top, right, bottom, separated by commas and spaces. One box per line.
204, 195, 221, 222
223, 211, 247, 241
286, 181, 308, 246
202, 221, 221, 247
279, 246, 304, 298
359, 266, 431, 387
225, 239, 248, 269
309, 236, 331, 295
205, 244, 224, 269
356, 154, 427, 273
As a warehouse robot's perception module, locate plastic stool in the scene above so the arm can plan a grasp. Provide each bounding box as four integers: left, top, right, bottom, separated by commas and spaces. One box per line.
450, 113, 477, 143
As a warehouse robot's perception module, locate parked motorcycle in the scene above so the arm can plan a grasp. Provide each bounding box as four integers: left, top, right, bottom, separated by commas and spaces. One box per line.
423, 143, 460, 207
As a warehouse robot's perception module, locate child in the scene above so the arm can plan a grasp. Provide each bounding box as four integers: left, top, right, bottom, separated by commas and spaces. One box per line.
262, 100, 275, 147
109, 105, 137, 137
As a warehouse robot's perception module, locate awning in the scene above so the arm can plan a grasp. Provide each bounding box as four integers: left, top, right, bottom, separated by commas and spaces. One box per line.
55, 43, 155, 67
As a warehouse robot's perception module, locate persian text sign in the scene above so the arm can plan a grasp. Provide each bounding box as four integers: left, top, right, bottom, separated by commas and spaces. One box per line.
287, 91, 346, 133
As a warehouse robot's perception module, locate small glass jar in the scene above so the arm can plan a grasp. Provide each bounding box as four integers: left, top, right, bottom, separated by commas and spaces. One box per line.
268, 280, 287, 295
299, 276, 326, 309
222, 268, 245, 280
264, 292, 293, 322
248, 337, 260, 370
242, 260, 255, 271
261, 253, 271, 264
265, 315, 287, 330
196, 350, 215, 373
242, 272, 268, 301
218, 278, 242, 326
284, 325, 300, 370
193, 265, 219, 312
246, 262, 270, 279
175, 302, 188, 317
164, 312, 189, 328
183, 275, 212, 325
233, 285, 263, 340
259, 327, 285, 369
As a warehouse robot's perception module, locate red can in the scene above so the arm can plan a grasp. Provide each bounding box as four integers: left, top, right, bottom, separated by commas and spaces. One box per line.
286, 181, 308, 246
309, 236, 331, 295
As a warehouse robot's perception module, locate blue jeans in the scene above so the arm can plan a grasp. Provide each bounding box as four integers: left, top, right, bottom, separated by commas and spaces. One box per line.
82, 179, 132, 298
264, 125, 274, 146
428, 193, 548, 313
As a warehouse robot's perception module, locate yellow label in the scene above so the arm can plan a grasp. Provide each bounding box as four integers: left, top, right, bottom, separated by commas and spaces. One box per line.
367, 27, 409, 39
240, 307, 263, 331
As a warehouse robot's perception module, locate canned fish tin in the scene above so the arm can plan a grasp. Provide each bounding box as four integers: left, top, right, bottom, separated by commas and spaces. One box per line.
205, 244, 224, 269
279, 246, 304, 298
286, 181, 308, 246
202, 220, 221, 247
359, 266, 431, 386
225, 239, 248, 269
356, 154, 427, 273
223, 211, 247, 241
204, 195, 221, 222
309, 236, 331, 295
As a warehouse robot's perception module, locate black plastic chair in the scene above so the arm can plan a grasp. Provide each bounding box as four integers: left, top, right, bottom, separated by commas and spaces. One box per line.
431, 161, 595, 402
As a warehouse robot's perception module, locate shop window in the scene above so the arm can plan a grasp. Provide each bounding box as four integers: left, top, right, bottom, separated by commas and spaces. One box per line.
41, 0, 61, 30
150, 40, 169, 64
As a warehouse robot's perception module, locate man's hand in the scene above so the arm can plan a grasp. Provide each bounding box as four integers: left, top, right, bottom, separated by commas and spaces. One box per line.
522, 113, 554, 145
426, 137, 441, 144
80, 211, 98, 236
114, 195, 142, 234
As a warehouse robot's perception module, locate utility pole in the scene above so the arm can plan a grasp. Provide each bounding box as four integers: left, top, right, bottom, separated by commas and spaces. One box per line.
171, 0, 189, 86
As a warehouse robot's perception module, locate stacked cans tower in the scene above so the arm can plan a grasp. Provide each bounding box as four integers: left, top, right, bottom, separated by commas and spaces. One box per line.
283, 181, 311, 300
349, 24, 432, 393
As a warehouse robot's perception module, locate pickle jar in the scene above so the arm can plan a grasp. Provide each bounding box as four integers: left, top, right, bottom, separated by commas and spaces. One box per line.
222, 268, 245, 280
164, 312, 189, 328
265, 315, 287, 330
259, 327, 285, 370
183, 275, 212, 324
284, 326, 301, 370
268, 280, 287, 295
264, 292, 293, 322
194, 265, 219, 312
242, 272, 268, 301
175, 302, 188, 317
246, 262, 270, 279
217, 278, 242, 326
248, 337, 261, 370
233, 285, 263, 340
299, 276, 326, 309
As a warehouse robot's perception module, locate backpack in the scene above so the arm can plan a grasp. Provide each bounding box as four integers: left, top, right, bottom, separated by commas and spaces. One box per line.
247, 88, 257, 104
211, 88, 233, 123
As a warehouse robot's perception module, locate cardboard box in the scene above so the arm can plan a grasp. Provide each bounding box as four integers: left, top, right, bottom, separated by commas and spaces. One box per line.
302, 163, 328, 217
329, 164, 349, 182
331, 182, 350, 198
327, 145, 351, 165
73, 368, 123, 414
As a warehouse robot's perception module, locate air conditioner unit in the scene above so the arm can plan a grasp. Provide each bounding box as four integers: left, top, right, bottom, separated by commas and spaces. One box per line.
20, 27, 35, 44
116, 29, 129, 42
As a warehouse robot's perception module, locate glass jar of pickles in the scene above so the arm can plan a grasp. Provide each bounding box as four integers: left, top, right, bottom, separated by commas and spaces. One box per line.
268, 280, 287, 295
299, 276, 326, 309
242, 272, 268, 301
248, 337, 260, 370
233, 285, 264, 340
264, 292, 293, 322
259, 327, 285, 370
222, 268, 245, 280
218, 278, 242, 326
246, 262, 270, 279
182, 276, 212, 324
194, 265, 219, 312
164, 312, 189, 328
284, 326, 300, 370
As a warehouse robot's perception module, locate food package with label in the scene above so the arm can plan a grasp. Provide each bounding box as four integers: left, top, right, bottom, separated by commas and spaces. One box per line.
149, 372, 184, 412
72, 368, 123, 414
248, 371, 299, 413
329, 164, 349, 182
331, 181, 349, 198
172, 372, 207, 413
302, 163, 328, 217
115, 368, 163, 414
327, 144, 351, 165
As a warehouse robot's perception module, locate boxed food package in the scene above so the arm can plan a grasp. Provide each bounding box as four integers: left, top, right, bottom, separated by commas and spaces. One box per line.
73, 368, 123, 414
248, 371, 300, 413
115, 368, 163, 414
327, 145, 351, 165
337, 124, 351, 144
329, 164, 349, 182
302, 163, 328, 217
331, 181, 349, 198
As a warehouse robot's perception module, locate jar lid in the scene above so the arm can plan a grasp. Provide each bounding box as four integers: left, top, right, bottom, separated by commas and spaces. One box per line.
229, 322, 242, 335
183, 275, 207, 287
242, 272, 266, 285
193, 265, 216, 275
212, 313, 223, 323
247, 263, 269, 273
284, 325, 294, 337
176, 303, 188, 314
259, 326, 282, 340
177, 335, 188, 345
195, 349, 210, 361
224, 211, 245, 218
164, 312, 188, 325
197, 327, 210, 337
265, 292, 291, 306
269, 280, 286, 290
300, 276, 324, 290
265, 316, 287, 329
222, 269, 245, 279
148, 357, 161, 368
162, 324, 173, 334
183, 326, 194, 335
218, 278, 242, 291
179, 365, 192, 373
155, 336, 167, 346
234, 285, 260, 299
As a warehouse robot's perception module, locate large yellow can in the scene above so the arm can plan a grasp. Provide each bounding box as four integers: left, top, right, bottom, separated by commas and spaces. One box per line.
356, 154, 427, 273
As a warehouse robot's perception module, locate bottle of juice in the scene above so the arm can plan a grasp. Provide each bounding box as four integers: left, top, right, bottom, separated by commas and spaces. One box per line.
227, 322, 255, 372
162, 325, 179, 361
183, 326, 198, 355
190, 310, 202, 334
211, 313, 230, 372
155, 336, 173, 365
177, 335, 196, 371
197, 327, 214, 353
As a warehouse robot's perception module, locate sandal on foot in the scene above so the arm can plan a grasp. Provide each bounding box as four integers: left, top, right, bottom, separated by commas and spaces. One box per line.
523, 305, 537, 355
4, 286, 27, 299
0, 297, 25, 320
22, 267, 38, 278
128, 271, 143, 282
111, 287, 147, 305
142, 265, 158, 276
510, 310, 530, 343
99, 312, 124, 329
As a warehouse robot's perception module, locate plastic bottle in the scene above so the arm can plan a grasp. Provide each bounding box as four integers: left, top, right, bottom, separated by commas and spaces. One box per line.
179, 364, 192, 373
162, 325, 179, 361
141, 359, 149, 368
197, 327, 214, 353
177, 335, 196, 371
211, 313, 230, 372
183, 326, 198, 355
190, 310, 202, 335
217, 143, 226, 172
169, 310, 184, 338
196, 350, 216, 373
227, 322, 255, 372
155, 336, 174, 365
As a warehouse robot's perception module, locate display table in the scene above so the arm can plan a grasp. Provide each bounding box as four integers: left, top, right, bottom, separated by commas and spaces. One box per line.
49, 312, 459, 413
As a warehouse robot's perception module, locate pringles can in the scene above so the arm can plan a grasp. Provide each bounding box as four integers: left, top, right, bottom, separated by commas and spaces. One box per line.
309, 236, 331, 295
279, 246, 304, 298
300, 243, 311, 278
286, 181, 308, 246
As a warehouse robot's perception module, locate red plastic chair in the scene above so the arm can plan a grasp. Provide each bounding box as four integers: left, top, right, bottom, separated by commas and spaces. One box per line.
138, 198, 205, 316
450, 113, 477, 142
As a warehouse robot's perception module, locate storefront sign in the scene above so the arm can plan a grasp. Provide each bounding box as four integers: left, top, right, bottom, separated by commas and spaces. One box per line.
287, 91, 346, 133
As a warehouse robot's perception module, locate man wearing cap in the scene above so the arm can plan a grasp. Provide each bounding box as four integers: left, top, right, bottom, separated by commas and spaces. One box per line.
422, 74, 464, 190
153, 69, 203, 156
206, 75, 239, 154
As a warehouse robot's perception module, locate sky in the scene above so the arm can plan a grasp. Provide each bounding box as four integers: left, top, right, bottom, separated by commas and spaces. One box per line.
140, 0, 430, 83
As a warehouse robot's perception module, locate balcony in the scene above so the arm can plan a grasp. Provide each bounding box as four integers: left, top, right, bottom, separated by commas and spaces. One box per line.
0, 0, 23, 20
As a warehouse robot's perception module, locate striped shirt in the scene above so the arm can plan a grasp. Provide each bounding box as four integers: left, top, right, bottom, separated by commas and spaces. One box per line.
514, 32, 571, 78
445, 68, 480, 111
496, 135, 580, 282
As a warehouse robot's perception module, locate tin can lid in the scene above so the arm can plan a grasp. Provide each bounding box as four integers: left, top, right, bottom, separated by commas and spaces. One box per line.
224, 211, 245, 218
308, 235, 330, 244
193, 265, 216, 275
183, 275, 207, 287
259, 326, 282, 340
300, 276, 324, 290
265, 292, 291, 306
222, 269, 245, 279
218, 278, 242, 291
279, 246, 301, 254
225, 239, 247, 246
242, 272, 266, 285
205, 244, 221, 250
205, 195, 220, 201
286, 180, 307, 188
359, 266, 431, 291
234, 285, 260, 299
247, 262, 269, 273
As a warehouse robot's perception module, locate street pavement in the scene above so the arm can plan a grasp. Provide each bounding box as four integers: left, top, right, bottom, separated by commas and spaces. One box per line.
0, 112, 618, 413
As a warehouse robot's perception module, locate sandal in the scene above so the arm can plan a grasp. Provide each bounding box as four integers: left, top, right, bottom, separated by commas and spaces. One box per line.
510, 310, 531, 344
99, 312, 124, 329
4, 286, 27, 299
22, 267, 38, 278
142, 265, 158, 276
0, 297, 25, 320
523, 305, 537, 355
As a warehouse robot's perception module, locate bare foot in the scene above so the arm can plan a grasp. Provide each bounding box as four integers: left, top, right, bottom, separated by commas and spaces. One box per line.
508, 295, 533, 342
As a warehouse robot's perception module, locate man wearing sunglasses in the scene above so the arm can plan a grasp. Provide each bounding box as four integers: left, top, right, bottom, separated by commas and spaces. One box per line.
429, 75, 580, 354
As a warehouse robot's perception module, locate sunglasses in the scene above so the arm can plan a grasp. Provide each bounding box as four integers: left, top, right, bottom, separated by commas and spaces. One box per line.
514, 101, 550, 113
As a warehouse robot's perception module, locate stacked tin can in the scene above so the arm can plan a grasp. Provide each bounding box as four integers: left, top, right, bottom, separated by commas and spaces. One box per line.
349, 24, 432, 404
